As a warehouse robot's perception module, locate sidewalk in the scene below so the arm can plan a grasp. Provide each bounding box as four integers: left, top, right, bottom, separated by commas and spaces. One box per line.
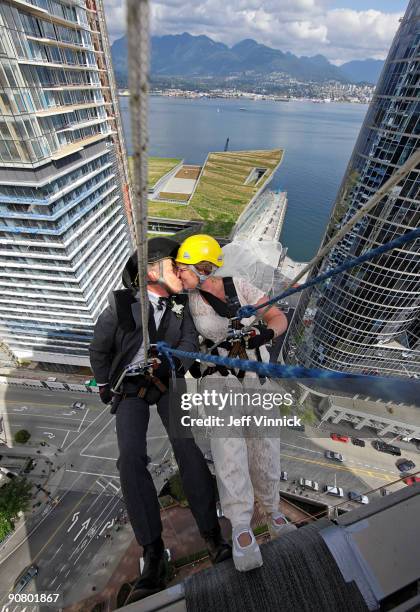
0, 443, 67, 563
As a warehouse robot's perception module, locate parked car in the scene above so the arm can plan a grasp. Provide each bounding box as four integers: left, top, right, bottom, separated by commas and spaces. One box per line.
325, 450, 344, 462
71, 401, 86, 410
330, 433, 349, 443
325, 485, 344, 498
403, 476, 420, 486
397, 459, 416, 472
280, 471, 288, 481
299, 478, 319, 492
351, 438, 366, 448
216, 501, 224, 518
372, 440, 401, 456
13, 565, 38, 593
348, 491, 369, 505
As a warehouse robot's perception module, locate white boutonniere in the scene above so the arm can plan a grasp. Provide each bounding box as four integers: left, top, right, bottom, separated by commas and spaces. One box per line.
171, 299, 184, 319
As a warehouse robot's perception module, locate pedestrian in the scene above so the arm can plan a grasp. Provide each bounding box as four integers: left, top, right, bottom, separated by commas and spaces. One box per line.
89, 238, 230, 604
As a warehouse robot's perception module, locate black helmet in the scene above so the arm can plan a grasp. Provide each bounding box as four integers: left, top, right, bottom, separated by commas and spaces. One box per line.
122, 237, 179, 289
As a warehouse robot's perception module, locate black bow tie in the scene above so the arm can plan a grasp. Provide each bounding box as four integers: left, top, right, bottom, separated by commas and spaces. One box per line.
156, 297, 170, 311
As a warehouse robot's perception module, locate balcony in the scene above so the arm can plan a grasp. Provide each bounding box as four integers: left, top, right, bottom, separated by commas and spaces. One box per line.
0, 174, 115, 221
18, 57, 100, 71
56, 116, 109, 133
26, 35, 94, 53
0, 190, 118, 235
35, 102, 106, 117
51, 130, 114, 161
5, 0, 90, 31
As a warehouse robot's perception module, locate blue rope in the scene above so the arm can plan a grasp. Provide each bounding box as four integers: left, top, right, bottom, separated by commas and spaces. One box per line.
237, 226, 420, 318
157, 341, 362, 380
158, 227, 420, 381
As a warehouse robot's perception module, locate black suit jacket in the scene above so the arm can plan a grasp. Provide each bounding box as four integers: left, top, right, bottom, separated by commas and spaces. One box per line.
89, 290, 198, 387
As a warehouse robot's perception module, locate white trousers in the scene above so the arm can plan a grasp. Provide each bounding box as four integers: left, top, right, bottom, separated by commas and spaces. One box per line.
201, 373, 281, 528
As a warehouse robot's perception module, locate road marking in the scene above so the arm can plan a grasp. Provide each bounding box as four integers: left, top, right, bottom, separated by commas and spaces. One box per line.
2, 412, 91, 423
36, 426, 74, 432
79, 416, 115, 456
72, 496, 122, 566
281, 452, 394, 482
50, 576, 57, 586
70, 494, 117, 561
67, 512, 80, 533
281, 442, 322, 455
65, 406, 108, 451
74, 518, 91, 542
43, 431, 55, 439
80, 453, 118, 461
46, 544, 63, 565
62, 430, 70, 448
99, 518, 115, 535
66, 469, 120, 479
77, 407, 90, 433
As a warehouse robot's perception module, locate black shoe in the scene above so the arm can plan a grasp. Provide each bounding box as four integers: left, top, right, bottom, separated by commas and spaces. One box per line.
203, 526, 232, 564
125, 539, 168, 604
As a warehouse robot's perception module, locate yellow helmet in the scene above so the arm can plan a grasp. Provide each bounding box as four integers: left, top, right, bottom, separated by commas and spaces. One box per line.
176, 234, 224, 267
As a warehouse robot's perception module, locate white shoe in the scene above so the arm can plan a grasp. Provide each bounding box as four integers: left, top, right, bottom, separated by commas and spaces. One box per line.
232, 525, 263, 572
268, 512, 297, 539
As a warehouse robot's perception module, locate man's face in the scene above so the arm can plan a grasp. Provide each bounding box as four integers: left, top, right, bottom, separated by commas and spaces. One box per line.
147, 258, 183, 293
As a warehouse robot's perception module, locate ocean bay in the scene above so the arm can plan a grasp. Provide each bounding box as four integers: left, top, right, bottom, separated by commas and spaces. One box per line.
119, 96, 367, 261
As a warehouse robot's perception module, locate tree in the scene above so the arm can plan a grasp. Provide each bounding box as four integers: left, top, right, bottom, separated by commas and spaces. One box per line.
0, 477, 32, 540
14, 429, 31, 444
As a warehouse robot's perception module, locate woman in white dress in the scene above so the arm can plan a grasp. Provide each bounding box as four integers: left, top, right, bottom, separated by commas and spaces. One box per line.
175, 234, 296, 572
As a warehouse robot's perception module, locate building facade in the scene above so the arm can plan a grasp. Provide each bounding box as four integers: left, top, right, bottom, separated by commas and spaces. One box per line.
0, 0, 133, 367
283, 0, 420, 378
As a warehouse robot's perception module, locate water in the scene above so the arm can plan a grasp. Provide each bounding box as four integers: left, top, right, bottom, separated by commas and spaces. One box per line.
119, 96, 367, 261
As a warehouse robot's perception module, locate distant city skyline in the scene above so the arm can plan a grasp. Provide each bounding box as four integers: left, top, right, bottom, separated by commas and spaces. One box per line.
103, 0, 406, 65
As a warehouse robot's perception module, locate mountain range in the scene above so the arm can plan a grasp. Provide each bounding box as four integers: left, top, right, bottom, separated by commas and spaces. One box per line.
111, 32, 384, 86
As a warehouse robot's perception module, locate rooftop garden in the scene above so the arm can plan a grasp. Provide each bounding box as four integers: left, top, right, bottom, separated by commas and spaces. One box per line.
128, 157, 182, 189
148, 150, 283, 237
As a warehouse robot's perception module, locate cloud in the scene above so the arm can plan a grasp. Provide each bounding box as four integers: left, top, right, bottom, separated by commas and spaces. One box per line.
103, 0, 402, 63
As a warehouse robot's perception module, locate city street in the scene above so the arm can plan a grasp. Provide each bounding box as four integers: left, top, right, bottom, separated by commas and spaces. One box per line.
0, 386, 173, 608
0, 385, 418, 607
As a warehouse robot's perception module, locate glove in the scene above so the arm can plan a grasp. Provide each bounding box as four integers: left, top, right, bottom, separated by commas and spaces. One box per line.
189, 360, 202, 379
98, 383, 113, 405
246, 327, 275, 350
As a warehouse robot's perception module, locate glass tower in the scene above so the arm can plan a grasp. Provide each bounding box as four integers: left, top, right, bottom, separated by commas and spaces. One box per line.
0, 0, 133, 367
283, 0, 420, 378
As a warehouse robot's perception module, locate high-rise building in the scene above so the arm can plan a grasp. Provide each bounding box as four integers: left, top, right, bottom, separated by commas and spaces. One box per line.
283, 0, 420, 378
0, 0, 133, 367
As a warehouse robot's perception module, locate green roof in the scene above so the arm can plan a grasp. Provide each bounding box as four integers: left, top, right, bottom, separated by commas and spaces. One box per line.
149, 149, 283, 237
129, 157, 182, 189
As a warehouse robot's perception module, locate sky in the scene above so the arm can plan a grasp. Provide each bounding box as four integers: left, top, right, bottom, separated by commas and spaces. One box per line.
103, 0, 408, 65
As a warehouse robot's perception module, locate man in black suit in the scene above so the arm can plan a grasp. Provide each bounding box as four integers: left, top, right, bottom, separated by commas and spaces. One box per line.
89, 238, 230, 601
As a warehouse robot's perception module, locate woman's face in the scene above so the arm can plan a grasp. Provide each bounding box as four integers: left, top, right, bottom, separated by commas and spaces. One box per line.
176, 264, 200, 290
